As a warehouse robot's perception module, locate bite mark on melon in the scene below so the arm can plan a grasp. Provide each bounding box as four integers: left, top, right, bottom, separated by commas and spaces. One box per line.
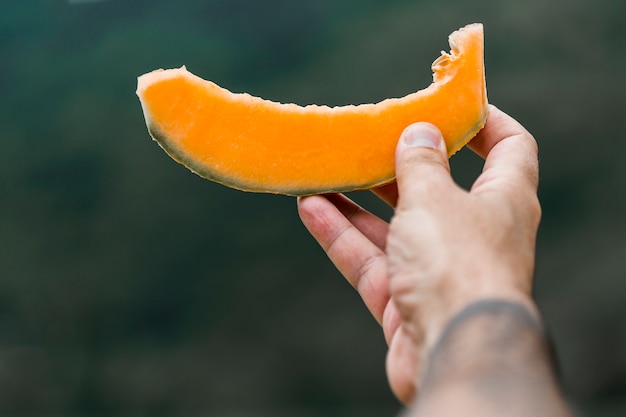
136, 23, 488, 196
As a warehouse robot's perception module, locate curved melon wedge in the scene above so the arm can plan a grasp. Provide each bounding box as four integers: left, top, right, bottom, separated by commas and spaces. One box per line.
136, 23, 488, 196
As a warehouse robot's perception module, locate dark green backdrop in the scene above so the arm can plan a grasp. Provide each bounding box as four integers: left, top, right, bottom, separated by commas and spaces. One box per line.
1, 0, 625, 415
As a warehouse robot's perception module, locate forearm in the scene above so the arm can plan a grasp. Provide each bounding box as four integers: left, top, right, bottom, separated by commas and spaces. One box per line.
406, 300, 572, 417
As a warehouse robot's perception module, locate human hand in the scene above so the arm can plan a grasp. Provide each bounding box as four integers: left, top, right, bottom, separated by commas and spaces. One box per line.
297, 105, 542, 404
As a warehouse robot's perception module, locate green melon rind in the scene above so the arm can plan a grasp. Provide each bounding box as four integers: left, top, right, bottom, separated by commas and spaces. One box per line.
147, 120, 394, 196
145, 105, 488, 196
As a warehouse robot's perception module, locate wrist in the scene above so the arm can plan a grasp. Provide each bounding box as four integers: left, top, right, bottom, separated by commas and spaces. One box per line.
422, 289, 538, 358
414, 299, 570, 417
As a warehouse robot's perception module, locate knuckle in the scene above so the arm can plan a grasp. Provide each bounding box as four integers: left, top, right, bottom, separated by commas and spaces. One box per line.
400, 148, 449, 172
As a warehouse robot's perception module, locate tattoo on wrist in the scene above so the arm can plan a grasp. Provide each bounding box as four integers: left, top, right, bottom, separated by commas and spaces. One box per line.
415, 299, 569, 416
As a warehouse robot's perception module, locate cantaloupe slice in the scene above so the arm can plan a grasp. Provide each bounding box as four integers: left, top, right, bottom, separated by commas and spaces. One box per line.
137, 23, 488, 196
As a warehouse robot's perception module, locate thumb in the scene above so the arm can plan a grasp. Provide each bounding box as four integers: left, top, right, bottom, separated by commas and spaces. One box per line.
395, 122, 452, 206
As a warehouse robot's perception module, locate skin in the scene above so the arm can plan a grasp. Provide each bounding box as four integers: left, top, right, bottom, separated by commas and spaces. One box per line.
297, 105, 572, 416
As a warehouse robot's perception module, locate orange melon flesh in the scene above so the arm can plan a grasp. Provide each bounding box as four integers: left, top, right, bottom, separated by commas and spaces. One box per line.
137, 23, 488, 196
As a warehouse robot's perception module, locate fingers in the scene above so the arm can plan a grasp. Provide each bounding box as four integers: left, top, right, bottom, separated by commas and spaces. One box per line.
394, 122, 454, 209
386, 327, 421, 404
469, 105, 532, 159
322, 193, 389, 250
382, 296, 402, 345
470, 105, 540, 198
297, 195, 390, 323
372, 182, 398, 207
376, 107, 533, 208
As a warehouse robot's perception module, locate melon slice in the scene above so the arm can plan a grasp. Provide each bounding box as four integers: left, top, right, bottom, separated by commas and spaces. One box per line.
136, 23, 488, 196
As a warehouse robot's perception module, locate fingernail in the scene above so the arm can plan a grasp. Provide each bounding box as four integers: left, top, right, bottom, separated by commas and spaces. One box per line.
401, 122, 443, 149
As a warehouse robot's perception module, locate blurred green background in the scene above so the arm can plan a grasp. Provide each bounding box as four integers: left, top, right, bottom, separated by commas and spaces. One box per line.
1, 0, 625, 415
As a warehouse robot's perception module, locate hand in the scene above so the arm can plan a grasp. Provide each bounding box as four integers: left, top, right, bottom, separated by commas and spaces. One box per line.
297, 105, 542, 404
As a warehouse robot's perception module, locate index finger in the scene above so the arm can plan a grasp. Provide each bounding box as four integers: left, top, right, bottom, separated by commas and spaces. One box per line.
469, 105, 539, 198
469, 105, 534, 159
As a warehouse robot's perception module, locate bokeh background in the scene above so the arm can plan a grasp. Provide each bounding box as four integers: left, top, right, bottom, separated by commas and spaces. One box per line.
1, 0, 625, 415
